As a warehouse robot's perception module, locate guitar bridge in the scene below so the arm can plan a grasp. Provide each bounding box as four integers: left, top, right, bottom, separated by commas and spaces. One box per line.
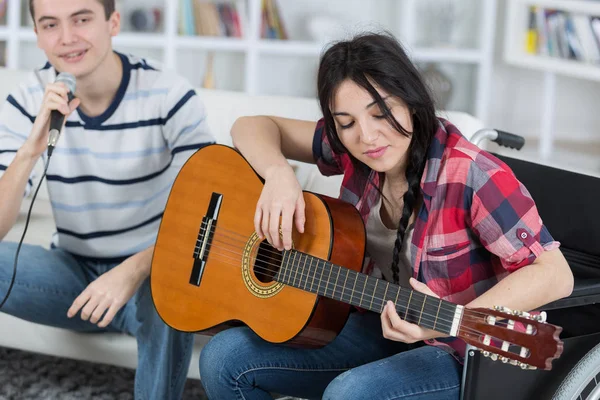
190, 192, 223, 286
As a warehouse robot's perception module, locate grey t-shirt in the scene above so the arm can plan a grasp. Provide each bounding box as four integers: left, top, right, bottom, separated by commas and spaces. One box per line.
365, 196, 414, 286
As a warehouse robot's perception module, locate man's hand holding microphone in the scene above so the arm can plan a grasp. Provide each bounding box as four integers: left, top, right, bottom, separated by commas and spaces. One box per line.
22, 72, 79, 160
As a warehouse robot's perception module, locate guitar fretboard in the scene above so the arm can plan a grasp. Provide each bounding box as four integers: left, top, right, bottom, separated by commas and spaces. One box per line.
274, 250, 458, 336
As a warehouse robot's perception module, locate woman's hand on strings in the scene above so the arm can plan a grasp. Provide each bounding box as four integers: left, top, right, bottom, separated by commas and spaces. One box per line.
254, 163, 305, 251
381, 278, 448, 343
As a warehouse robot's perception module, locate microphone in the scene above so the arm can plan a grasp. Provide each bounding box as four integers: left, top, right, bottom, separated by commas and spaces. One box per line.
47, 72, 76, 157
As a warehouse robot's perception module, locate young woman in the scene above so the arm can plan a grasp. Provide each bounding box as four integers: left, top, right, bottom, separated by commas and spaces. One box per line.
198, 32, 574, 400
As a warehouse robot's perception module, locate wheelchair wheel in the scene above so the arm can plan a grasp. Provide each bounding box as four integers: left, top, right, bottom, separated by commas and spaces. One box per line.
553, 342, 600, 400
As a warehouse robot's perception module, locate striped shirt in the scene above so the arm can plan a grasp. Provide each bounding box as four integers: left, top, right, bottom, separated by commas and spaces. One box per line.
0, 52, 214, 261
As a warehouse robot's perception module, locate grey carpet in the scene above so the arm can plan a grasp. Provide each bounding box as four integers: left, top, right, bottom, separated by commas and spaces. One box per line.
0, 346, 207, 399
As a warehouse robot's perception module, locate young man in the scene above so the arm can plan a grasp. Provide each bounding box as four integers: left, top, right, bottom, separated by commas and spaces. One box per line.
0, 0, 214, 398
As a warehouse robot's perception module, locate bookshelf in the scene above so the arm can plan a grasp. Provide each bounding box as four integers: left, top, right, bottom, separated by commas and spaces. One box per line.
504, 0, 600, 159
0, 0, 498, 123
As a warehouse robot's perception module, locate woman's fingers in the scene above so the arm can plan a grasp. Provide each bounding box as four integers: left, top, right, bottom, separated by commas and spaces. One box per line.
269, 206, 283, 250
280, 205, 295, 250
254, 207, 264, 238
261, 206, 272, 245
294, 196, 305, 234
380, 301, 421, 343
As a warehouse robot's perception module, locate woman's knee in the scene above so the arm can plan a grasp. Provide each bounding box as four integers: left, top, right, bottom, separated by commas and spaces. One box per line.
322, 369, 369, 400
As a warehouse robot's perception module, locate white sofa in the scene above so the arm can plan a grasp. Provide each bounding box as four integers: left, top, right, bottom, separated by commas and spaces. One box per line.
0, 66, 484, 380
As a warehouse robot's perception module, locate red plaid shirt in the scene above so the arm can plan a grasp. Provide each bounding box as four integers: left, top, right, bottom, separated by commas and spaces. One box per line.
312, 117, 560, 361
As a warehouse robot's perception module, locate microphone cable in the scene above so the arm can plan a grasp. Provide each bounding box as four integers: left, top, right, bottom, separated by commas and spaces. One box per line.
0, 72, 74, 310
0, 154, 52, 310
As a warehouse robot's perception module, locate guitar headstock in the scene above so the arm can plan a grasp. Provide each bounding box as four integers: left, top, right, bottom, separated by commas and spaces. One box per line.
458, 306, 563, 370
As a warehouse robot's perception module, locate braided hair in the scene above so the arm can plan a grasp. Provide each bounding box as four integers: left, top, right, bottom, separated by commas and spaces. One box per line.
317, 32, 438, 283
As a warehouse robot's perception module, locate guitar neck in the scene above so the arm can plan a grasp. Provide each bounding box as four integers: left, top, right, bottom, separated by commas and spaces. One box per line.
274, 250, 462, 337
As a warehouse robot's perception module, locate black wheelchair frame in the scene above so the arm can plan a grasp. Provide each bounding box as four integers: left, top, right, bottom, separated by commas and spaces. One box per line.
460, 130, 600, 400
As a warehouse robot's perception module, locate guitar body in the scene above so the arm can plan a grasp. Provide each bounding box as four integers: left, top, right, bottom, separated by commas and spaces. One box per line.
151, 145, 366, 347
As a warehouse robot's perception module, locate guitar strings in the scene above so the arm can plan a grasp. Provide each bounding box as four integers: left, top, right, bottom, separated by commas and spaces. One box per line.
198, 221, 532, 326
203, 234, 461, 324
199, 247, 532, 353
196, 221, 512, 322
187, 225, 535, 340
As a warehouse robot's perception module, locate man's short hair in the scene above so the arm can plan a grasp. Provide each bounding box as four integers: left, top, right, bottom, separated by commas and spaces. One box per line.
29, 0, 116, 23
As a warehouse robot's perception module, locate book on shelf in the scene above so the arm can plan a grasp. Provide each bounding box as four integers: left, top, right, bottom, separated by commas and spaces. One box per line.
179, 0, 245, 38
0, 0, 6, 26
526, 6, 600, 64
261, 0, 287, 40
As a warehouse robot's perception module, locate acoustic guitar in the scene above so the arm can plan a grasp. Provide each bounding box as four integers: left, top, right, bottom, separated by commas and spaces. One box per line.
150, 145, 563, 370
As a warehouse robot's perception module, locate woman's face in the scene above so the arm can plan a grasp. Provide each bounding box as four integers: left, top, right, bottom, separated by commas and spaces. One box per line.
332, 79, 413, 177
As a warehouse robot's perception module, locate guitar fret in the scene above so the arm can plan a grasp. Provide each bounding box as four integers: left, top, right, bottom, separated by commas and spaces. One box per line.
279, 251, 289, 284
292, 252, 306, 287
275, 251, 283, 282
381, 282, 390, 313
359, 274, 368, 307
281, 251, 290, 284
333, 267, 341, 301
310, 257, 317, 292
433, 298, 443, 331
281, 253, 455, 336
370, 279, 378, 309
404, 291, 413, 320
393, 285, 402, 315
303, 255, 311, 291
325, 264, 333, 298
282, 251, 289, 285
294, 252, 303, 287
340, 269, 349, 303
350, 271, 359, 306
317, 260, 325, 295
279, 251, 296, 286
418, 295, 427, 325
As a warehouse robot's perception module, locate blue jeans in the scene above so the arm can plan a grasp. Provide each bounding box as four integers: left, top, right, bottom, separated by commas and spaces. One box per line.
199, 310, 461, 400
0, 242, 193, 400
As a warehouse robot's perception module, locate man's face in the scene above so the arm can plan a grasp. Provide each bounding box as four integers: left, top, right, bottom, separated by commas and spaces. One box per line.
32, 0, 120, 78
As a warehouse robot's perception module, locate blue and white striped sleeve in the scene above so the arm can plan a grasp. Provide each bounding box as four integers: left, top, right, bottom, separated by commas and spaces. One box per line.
160, 75, 214, 175
0, 83, 38, 196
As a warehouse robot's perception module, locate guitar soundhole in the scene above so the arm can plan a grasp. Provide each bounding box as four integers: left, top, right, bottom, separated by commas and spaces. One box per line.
253, 241, 282, 283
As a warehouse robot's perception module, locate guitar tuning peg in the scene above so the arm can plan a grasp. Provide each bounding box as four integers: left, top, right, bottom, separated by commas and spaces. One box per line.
482, 351, 490, 358
490, 354, 498, 361
519, 362, 536, 370
501, 357, 509, 363
534, 311, 547, 323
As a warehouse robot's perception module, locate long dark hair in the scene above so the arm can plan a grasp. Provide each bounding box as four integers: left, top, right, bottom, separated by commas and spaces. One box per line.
317, 32, 438, 283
